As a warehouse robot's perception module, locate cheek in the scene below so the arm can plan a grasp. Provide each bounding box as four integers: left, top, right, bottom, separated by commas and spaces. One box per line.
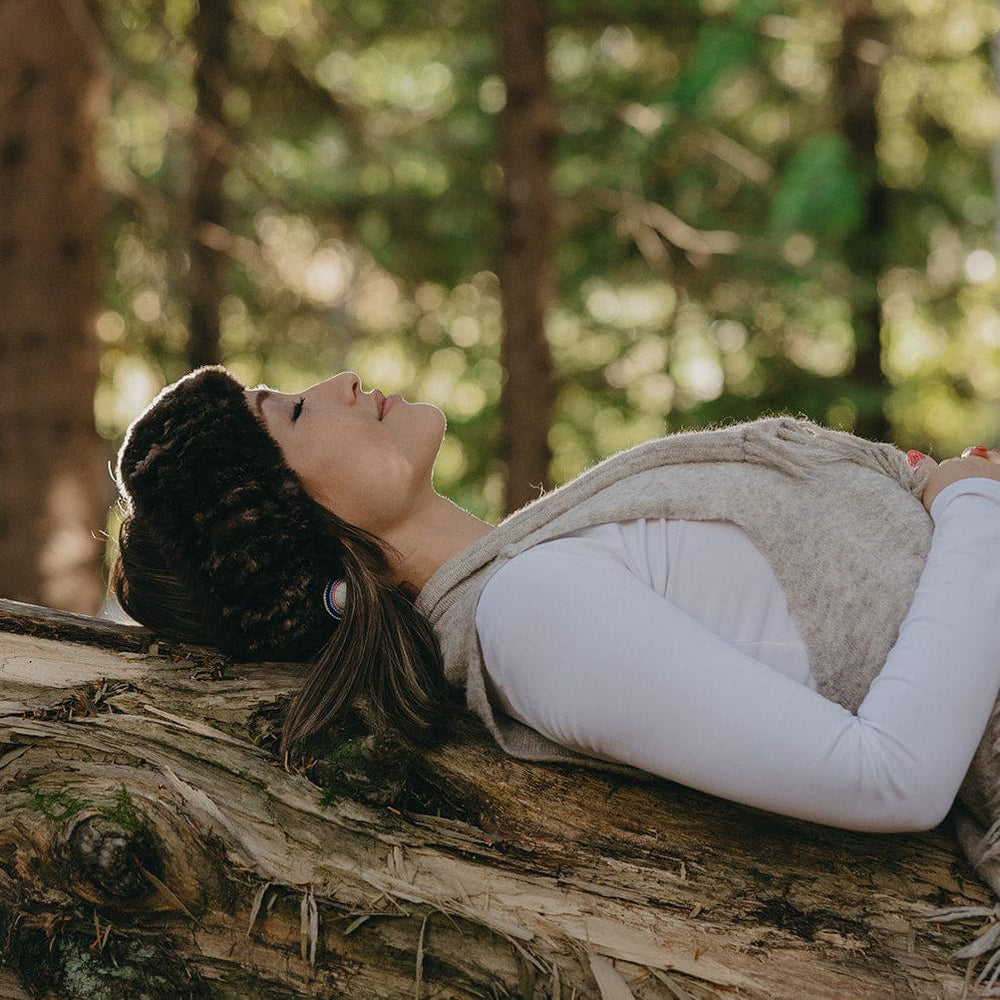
299, 436, 393, 527
280, 433, 349, 510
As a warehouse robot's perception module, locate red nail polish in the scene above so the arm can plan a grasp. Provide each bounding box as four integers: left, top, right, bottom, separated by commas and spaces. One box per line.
962, 445, 990, 459
906, 450, 926, 467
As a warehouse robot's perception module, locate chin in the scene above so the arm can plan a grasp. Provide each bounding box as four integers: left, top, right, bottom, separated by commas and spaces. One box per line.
397, 400, 446, 462
409, 400, 446, 433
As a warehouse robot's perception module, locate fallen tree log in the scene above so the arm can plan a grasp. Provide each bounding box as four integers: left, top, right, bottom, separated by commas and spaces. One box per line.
0, 597, 995, 999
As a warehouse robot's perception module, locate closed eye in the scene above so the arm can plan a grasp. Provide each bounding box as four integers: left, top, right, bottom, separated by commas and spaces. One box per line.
292, 397, 305, 423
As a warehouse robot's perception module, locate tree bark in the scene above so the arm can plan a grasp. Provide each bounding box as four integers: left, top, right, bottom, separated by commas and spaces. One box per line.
835, 0, 891, 442
991, 30, 1000, 253
0, 599, 994, 999
498, 0, 558, 514
0, 0, 107, 614
188, 0, 232, 370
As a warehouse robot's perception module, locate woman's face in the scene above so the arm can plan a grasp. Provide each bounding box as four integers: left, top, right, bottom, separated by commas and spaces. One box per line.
246, 372, 446, 536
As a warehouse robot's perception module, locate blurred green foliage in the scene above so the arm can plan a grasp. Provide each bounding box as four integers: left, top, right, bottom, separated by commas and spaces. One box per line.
97, 0, 1000, 522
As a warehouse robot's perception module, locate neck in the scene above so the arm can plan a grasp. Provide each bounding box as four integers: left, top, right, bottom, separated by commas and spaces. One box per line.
384, 492, 493, 592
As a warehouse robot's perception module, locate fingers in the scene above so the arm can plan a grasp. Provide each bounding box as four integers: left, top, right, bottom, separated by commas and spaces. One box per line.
910, 446, 1000, 470
960, 445, 1000, 464
919, 445, 1000, 511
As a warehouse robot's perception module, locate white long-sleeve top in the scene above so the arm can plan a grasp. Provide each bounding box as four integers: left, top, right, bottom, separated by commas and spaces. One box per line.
475, 478, 1000, 833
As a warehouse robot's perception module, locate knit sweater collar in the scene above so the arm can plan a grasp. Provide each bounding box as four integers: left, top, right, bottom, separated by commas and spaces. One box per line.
418, 416, 927, 621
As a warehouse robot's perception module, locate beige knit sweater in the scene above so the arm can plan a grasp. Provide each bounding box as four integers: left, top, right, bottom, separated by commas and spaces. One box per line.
416, 417, 949, 764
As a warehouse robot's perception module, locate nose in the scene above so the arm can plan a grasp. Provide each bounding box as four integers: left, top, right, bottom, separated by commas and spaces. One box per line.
334, 372, 361, 399
308, 371, 361, 403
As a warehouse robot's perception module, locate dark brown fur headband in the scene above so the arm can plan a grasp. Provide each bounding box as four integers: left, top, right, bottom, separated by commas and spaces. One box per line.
116, 366, 345, 660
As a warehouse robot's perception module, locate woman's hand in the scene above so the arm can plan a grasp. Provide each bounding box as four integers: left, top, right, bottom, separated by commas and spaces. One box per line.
916, 446, 1000, 512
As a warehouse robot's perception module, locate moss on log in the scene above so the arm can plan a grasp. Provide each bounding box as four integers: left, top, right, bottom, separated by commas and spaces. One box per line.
0, 598, 995, 999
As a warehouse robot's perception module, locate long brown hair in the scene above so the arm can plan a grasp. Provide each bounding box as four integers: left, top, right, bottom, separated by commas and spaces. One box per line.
112, 507, 448, 751
275, 524, 448, 752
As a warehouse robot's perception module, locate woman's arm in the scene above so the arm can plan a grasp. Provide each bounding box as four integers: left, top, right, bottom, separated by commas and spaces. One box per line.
475, 479, 1000, 833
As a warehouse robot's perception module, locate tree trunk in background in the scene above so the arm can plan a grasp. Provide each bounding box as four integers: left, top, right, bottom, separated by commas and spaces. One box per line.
836, 0, 891, 442
991, 31, 1000, 252
0, 599, 994, 999
0, 0, 107, 614
188, 0, 232, 370
498, 0, 557, 514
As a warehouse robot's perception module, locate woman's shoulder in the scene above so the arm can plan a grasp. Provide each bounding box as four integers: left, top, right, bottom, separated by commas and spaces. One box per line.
476, 525, 634, 626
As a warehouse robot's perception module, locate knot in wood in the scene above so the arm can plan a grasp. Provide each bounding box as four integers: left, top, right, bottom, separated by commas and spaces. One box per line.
67, 815, 158, 899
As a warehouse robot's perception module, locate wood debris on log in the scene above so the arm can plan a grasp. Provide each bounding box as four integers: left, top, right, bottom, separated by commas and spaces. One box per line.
0, 598, 995, 999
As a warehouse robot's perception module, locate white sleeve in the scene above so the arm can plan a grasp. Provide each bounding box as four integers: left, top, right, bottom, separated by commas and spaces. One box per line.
475, 478, 1000, 833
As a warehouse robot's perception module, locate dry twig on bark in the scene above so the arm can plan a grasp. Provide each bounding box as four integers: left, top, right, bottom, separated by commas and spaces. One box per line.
0, 598, 992, 999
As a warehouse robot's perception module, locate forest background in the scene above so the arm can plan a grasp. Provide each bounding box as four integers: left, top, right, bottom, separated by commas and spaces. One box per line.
2, 0, 1000, 616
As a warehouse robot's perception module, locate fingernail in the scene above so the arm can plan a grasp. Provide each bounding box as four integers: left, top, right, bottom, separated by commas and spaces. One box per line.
962, 445, 990, 459
906, 450, 926, 467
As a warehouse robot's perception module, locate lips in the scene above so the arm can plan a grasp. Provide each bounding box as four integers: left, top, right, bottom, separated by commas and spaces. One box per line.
372, 389, 400, 420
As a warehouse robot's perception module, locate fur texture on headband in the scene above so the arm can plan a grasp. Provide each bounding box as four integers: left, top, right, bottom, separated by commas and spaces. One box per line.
116, 366, 344, 660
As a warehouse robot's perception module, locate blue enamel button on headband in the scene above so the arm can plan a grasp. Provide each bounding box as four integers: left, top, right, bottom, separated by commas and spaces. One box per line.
323, 578, 347, 620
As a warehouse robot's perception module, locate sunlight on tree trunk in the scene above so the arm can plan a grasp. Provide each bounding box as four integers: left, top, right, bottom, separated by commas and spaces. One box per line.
498, 0, 558, 513
188, 0, 232, 370
991, 31, 1000, 253
0, 0, 107, 613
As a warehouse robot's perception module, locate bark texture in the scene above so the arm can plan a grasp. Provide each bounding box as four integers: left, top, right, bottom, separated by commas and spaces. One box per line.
0, 0, 107, 614
498, 0, 558, 514
0, 598, 995, 999
188, 0, 232, 370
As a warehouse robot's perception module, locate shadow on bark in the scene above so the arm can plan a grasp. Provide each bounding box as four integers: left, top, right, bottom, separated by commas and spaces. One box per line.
0, 599, 992, 999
